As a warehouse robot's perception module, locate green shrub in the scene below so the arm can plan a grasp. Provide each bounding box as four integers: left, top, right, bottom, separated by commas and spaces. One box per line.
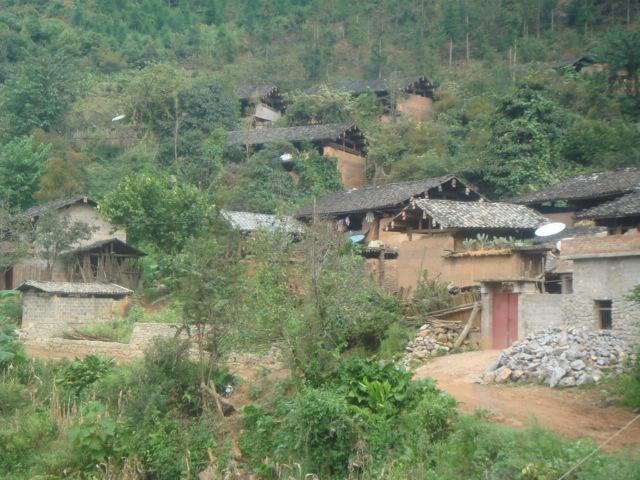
379, 322, 414, 360
0, 411, 57, 474
280, 387, 359, 478
69, 401, 117, 468
0, 312, 25, 371
0, 381, 25, 415
58, 354, 114, 397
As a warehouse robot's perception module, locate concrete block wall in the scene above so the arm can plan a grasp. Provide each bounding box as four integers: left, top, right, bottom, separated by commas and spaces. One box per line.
22, 292, 128, 338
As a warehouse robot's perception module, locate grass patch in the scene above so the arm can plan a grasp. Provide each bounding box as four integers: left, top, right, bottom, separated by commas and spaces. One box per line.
65, 318, 134, 343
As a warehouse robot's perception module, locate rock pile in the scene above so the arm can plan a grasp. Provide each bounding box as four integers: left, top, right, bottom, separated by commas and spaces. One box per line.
403, 322, 476, 366
484, 327, 633, 388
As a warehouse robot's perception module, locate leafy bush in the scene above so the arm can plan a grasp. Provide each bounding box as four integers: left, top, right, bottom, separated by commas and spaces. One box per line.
58, 354, 114, 397
379, 322, 414, 360
0, 312, 25, 371
69, 401, 117, 467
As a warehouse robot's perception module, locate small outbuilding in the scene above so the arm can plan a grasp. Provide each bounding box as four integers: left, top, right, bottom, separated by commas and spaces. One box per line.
18, 280, 132, 338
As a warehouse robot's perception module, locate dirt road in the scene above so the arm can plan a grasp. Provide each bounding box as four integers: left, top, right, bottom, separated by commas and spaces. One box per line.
414, 350, 640, 453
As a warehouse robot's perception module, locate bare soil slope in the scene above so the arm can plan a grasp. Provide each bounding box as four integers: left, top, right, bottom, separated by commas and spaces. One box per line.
414, 350, 640, 453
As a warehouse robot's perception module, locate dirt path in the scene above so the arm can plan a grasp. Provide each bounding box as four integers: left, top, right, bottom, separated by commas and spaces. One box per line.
414, 350, 640, 454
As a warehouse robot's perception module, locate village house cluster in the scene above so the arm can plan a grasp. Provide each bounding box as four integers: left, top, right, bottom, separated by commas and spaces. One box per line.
9, 75, 640, 355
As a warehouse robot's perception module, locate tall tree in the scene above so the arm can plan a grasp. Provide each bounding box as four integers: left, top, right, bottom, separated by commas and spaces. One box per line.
0, 52, 79, 137
0, 136, 50, 211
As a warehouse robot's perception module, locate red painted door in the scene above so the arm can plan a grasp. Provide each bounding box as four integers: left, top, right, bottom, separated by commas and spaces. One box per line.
492, 293, 518, 349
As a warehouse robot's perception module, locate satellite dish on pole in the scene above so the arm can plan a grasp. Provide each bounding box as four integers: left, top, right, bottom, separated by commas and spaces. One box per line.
535, 222, 566, 237
112, 114, 126, 122
280, 153, 294, 171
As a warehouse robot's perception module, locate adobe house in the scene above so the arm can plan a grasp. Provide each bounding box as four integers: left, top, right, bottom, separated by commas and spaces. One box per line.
18, 280, 132, 338
386, 199, 549, 293
296, 175, 485, 248
235, 84, 285, 128
515, 167, 640, 231
226, 123, 367, 188
2, 196, 144, 290
330, 76, 435, 122
479, 233, 640, 349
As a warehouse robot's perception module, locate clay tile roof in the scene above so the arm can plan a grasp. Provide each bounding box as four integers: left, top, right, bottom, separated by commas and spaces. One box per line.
515, 168, 640, 205
235, 84, 278, 101
296, 175, 463, 218
21, 196, 97, 219
576, 188, 640, 219
17, 280, 132, 296
225, 123, 357, 147
220, 210, 304, 234
412, 199, 548, 230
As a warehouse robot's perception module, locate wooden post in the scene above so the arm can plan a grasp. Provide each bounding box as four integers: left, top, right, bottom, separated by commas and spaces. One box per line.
378, 249, 385, 287
453, 302, 480, 349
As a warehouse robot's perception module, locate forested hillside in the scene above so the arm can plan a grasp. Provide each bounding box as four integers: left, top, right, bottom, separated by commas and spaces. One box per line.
0, 0, 638, 214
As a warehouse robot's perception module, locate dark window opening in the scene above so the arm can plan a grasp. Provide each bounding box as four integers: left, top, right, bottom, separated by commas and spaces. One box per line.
595, 300, 612, 330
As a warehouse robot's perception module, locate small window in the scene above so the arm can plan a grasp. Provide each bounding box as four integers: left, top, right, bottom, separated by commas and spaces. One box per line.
595, 300, 612, 330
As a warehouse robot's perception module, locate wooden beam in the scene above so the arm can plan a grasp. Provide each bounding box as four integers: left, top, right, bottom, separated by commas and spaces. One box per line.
453, 302, 480, 348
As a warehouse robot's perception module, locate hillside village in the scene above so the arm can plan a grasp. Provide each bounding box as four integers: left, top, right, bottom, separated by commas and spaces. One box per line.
1, 2, 640, 479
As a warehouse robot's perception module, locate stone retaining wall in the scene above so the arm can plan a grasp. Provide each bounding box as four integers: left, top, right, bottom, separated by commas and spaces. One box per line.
23, 322, 184, 362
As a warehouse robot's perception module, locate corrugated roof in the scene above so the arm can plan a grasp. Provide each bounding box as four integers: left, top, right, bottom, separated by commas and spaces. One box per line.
411, 199, 548, 230
576, 189, 640, 219
515, 168, 640, 205
17, 280, 132, 296
235, 84, 278, 101
226, 123, 356, 146
220, 210, 304, 234
296, 175, 463, 218
67, 238, 146, 257
21, 196, 97, 219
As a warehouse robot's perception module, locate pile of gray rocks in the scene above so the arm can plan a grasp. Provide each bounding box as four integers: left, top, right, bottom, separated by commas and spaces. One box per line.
484, 327, 633, 388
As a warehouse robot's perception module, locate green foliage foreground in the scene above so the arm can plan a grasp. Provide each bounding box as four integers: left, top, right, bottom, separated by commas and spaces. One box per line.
0, 337, 639, 479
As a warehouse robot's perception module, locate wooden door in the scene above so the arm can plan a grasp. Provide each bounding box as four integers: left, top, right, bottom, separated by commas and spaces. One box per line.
492, 292, 518, 349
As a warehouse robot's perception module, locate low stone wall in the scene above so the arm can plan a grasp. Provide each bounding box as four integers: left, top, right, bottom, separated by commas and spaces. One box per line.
23, 322, 184, 362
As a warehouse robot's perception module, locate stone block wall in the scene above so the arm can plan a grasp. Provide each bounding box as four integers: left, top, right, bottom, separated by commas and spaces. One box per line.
21, 292, 128, 338
561, 256, 640, 342
519, 293, 564, 335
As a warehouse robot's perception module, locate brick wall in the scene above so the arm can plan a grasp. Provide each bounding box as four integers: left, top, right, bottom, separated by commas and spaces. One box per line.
562, 233, 640, 257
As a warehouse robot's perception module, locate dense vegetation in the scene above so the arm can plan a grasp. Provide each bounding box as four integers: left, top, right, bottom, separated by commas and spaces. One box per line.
1, 1, 640, 478
0, 1, 638, 212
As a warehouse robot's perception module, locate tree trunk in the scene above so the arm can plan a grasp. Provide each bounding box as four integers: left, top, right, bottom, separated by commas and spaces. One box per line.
449, 37, 453, 65
174, 94, 180, 172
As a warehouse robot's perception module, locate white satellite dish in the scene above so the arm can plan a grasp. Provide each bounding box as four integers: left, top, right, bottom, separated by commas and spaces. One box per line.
535, 222, 566, 237
280, 153, 294, 171
111, 114, 126, 122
